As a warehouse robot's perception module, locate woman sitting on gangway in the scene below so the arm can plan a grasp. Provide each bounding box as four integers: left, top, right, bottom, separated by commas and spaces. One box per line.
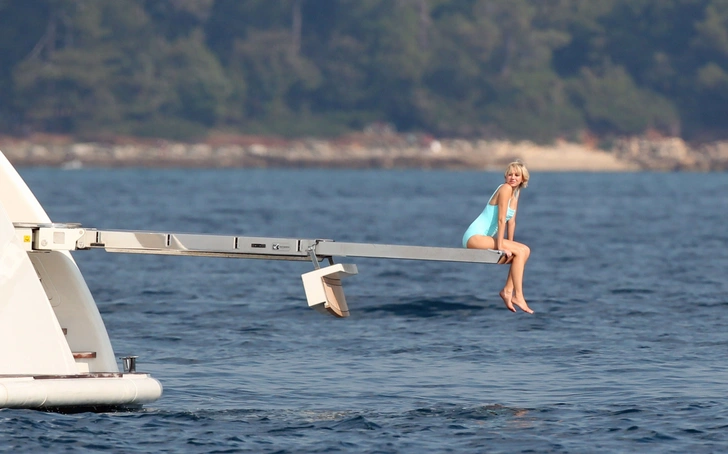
462, 161, 533, 314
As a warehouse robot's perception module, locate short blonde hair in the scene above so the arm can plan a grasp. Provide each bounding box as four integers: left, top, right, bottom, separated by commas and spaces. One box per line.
505, 161, 529, 189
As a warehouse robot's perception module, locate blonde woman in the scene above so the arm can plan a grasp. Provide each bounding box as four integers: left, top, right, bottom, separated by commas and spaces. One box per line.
462, 162, 533, 314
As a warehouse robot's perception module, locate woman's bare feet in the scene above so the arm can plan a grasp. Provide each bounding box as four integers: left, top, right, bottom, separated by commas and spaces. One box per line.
510, 295, 534, 314
499, 289, 515, 312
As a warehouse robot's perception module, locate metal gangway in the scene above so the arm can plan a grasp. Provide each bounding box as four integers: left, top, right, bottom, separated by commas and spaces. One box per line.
15, 223, 504, 318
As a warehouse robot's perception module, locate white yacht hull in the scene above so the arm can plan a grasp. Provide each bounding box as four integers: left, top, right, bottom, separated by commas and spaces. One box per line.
0, 150, 163, 410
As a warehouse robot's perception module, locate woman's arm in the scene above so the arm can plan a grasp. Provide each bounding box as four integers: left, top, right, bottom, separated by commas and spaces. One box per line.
507, 192, 519, 240
507, 213, 517, 241
494, 186, 512, 250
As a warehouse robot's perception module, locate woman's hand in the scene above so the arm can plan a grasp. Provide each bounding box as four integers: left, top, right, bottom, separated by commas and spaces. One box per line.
497, 248, 514, 264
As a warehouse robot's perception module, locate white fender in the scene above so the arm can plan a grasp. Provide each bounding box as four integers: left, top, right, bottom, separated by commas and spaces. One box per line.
0, 374, 162, 408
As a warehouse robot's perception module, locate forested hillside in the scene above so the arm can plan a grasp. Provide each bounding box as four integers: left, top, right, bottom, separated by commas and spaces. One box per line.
1, 0, 727, 143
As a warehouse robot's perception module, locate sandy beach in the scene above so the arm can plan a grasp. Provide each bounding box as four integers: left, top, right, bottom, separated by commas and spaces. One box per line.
1, 133, 726, 171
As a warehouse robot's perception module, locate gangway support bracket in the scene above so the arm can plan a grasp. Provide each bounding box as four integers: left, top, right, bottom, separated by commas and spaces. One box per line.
302, 263, 358, 318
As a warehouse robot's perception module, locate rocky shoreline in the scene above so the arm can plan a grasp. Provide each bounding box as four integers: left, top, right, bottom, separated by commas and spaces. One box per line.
1, 134, 727, 171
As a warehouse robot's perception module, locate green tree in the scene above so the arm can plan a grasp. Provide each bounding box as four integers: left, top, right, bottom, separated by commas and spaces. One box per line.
554, 0, 706, 137
12, 0, 121, 132
421, 0, 577, 140
690, 0, 728, 135
0, 0, 55, 131
230, 28, 321, 127
570, 62, 678, 135
142, 0, 215, 40
158, 29, 232, 127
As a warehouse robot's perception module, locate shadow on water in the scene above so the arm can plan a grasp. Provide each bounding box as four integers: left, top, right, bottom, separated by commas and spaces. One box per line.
359, 296, 486, 318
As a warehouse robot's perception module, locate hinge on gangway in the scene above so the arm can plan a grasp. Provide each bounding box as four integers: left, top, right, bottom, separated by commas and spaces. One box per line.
306, 240, 335, 270
13, 222, 86, 252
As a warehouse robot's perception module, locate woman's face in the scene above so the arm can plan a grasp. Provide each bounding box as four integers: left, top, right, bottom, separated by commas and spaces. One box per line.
505, 167, 523, 188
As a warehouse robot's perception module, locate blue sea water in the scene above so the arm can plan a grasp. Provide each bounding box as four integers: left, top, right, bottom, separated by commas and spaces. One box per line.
2, 168, 728, 453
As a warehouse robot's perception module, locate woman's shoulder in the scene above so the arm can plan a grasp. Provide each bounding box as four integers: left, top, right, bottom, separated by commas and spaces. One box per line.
495, 184, 515, 197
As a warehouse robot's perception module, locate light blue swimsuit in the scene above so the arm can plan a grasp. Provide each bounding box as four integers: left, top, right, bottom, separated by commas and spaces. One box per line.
462, 185, 517, 247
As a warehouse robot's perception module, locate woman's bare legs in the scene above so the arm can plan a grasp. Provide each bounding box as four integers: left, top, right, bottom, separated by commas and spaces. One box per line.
466, 235, 533, 314
505, 242, 531, 313
501, 274, 514, 307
